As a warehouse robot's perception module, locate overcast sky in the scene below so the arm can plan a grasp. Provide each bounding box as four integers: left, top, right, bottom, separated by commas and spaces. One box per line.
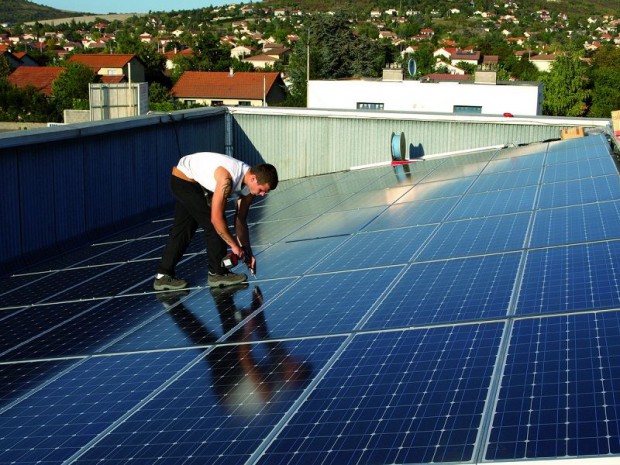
35, 0, 233, 15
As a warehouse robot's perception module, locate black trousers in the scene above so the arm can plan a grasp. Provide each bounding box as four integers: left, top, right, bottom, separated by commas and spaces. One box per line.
157, 175, 228, 276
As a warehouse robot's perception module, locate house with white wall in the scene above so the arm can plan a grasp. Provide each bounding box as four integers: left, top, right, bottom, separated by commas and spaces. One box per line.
307, 71, 543, 116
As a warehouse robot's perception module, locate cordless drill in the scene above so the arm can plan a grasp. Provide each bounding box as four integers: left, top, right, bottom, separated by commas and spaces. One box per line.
221, 247, 256, 276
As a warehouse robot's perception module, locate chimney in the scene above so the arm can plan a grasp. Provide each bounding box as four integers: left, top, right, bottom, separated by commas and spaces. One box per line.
229, 67, 234, 77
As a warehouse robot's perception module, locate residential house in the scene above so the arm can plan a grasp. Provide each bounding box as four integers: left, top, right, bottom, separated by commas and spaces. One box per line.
379, 31, 397, 40
7, 66, 65, 96
263, 44, 290, 61
530, 53, 556, 72
67, 54, 146, 82
139, 33, 153, 43
170, 70, 287, 107
242, 54, 278, 69
230, 45, 254, 60
451, 49, 481, 67
163, 48, 194, 70
12, 52, 39, 67
482, 55, 499, 70
1, 51, 25, 70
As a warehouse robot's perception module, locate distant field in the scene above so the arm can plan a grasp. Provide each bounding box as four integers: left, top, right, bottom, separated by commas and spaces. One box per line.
24, 13, 141, 26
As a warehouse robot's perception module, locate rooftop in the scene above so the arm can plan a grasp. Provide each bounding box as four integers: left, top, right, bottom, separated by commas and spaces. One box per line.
1, 124, 620, 464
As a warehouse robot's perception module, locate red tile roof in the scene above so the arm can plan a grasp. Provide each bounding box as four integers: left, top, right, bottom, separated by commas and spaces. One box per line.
7, 66, 65, 96
171, 71, 281, 99
67, 54, 136, 71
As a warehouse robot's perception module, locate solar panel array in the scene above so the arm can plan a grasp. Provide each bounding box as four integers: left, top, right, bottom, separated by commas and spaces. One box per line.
2, 134, 620, 464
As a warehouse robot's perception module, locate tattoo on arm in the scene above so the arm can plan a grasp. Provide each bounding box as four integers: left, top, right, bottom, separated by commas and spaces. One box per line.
221, 178, 232, 199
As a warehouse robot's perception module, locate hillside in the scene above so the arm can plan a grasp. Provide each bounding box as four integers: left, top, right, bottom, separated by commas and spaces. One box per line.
262, 0, 619, 17
3, 0, 90, 24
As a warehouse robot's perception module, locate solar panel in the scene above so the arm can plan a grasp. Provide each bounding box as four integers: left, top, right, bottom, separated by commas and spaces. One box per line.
2, 133, 620, 465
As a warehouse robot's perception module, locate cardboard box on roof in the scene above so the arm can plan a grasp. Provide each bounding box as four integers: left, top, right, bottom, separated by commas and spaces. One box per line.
612, 110, 620, 137
560, 126, 585, 140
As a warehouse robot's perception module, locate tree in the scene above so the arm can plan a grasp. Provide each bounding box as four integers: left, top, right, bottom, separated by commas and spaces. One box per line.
588, 45, 620, 118
287, 12, 386, 106
540, 54, 589, 116
52, 63, 100, 112
0, 79, 60, 122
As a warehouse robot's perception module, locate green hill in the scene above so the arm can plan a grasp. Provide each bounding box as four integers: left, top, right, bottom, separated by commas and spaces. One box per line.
4, 0, 90, 24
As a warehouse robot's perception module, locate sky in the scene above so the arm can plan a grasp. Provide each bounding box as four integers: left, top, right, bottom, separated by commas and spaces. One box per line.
35, 0, 234, 15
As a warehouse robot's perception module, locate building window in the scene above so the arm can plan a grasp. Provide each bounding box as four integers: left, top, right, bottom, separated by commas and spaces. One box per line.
357, 102, 384, 111
212, 100, 224, 106
453, 105, 482, 114
238, 101, 251, 106
184, 100, 196, 107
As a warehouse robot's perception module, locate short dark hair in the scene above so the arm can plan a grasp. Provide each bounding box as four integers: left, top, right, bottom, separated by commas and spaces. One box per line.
251, 163, 279, 190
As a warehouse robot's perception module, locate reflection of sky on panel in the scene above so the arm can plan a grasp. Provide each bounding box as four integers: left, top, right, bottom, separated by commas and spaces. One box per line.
468, 168, 541, 193
364, 196, 459, 231
286, 206, 386, 241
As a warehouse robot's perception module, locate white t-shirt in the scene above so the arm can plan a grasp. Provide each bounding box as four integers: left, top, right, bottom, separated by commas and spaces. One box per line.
176, 152, 250, 196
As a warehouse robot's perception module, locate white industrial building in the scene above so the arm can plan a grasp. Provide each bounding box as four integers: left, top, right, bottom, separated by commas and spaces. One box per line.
308, 70, 543, 116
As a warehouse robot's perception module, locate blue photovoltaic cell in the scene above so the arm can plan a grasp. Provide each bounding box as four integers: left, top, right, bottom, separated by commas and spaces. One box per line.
0, 359, 77, 407
312, 225, 437, 273
286, 206, 386, 241
105, 280, 293, 353
363, 196, 460, 231
482, 153, 545, 174
396, 176, 476, 202
417, 213, 530, 261
543, 156, 618, 183
538, 174, 620, 209
259, 323, 504, 465
447, 185, 536, 220
252, 236, 350, 278
71, 337, 345, 465
364, 252, 521, 329
249, 217, 316, 245
0, 349, 200, 465
517, 241, 620, 316
330, 185, 413, 211
0, 265, 119, 309
546, 134, 611, 164
231, 267, 404, 340
486, 311, 620, 460
0, 301, 101, 357
530, 200, 620, 248
259, 193, 353, 222
468, 168, 541, 194
419, 152, 493, 183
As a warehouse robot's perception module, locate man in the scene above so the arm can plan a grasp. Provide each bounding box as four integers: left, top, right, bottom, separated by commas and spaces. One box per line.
153, 152, 278, 290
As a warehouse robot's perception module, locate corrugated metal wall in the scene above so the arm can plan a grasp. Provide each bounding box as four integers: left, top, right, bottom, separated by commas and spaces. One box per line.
0, 108, 227, 273
231, 108, 611, 180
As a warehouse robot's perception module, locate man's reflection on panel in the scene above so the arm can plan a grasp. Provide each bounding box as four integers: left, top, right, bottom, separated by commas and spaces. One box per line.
157, 285, 312, 417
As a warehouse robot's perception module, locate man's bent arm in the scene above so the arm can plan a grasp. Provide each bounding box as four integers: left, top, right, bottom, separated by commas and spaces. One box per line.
211, 167, 242, 256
